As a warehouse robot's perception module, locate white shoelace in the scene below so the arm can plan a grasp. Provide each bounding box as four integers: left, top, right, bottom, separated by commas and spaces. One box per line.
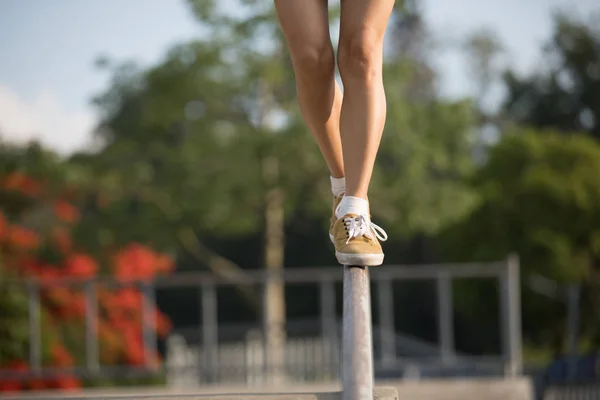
344, 214, 388, 244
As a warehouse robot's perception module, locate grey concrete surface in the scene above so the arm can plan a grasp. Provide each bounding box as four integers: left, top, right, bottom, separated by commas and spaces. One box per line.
3, 379, 532, 400
391, 378, 532, 400
2, 387, 398, 400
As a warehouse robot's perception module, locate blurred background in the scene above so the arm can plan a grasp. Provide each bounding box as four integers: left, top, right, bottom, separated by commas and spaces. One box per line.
1, 0, 599, 399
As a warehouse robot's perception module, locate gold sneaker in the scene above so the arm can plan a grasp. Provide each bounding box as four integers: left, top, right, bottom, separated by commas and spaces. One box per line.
331, 213, 388, 266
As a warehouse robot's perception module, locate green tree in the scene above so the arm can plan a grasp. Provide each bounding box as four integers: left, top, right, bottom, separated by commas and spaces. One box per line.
442, 130, 600, 356
503, 13, 600, 140
0, 260, 29, 366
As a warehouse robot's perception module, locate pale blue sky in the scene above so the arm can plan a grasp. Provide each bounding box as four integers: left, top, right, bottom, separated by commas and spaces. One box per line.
0, 0, 597, 154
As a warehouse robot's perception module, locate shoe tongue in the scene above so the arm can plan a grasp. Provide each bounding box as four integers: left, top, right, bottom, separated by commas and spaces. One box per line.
343, 214, 374, 242
343, 213, 371, 223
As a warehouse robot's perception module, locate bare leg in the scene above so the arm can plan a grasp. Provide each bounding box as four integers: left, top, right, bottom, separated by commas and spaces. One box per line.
337, 0, 395, 198
274, 0, 345, 178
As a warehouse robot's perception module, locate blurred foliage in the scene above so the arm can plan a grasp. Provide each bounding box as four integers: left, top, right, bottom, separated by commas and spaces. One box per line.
503, 13, 600, 140
0, 146, 173, 392
0, 259, 29, 365
442, 130, 600, 354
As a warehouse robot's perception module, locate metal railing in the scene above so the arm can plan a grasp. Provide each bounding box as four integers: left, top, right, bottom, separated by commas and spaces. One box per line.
0, 257, 523, 387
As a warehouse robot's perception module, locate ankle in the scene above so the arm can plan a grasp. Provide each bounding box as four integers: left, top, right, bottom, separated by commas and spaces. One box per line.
336, 196, 369, 219
330, 176, 346, 197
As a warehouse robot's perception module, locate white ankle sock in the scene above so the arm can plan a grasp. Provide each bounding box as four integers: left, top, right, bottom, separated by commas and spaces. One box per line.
330, 176, 346, 197
336, 196, 369, 219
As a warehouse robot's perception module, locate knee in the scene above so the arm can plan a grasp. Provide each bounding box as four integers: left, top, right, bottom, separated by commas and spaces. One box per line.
291, 44, 335, 82
338, 28, 382, 83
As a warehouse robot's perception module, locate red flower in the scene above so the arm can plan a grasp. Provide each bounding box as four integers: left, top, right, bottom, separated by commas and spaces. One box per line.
51, 343, 74, 368
0, 171, 177, 389
53, 201, 80, 224
64, 254, 97, 278
113, 244, 156, 281
3, 172, 42, 197
114, 288, 142, 310
5, 225, 40, 250
122, 327, 145, 365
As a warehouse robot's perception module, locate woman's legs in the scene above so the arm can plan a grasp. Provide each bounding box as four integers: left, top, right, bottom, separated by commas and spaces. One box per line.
275, 0, 394, 266
337, 0, 395, 200
274, 0, 345, 179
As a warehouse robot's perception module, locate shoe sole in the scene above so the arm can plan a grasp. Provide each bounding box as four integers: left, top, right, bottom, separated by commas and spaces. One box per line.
335, 251, 384, 266
329, 234, 384, 266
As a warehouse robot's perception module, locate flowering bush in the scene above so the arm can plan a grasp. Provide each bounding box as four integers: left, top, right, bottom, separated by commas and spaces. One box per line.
0, 172, 174, 392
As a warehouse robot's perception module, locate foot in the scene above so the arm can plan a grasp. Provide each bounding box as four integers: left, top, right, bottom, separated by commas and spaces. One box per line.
331, 213, 388, 266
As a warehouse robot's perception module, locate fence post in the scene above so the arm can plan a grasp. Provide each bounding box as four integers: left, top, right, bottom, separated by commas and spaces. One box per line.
28, 281, 41, 374
378, 276, 396, 367
437, 271, 455, 363
342, 265, 374, 400
320, 278, 338, 378
85, 282, 100, 371
142, 282, 158, 368
500, 254, 523, 377
202, 283, 218, 383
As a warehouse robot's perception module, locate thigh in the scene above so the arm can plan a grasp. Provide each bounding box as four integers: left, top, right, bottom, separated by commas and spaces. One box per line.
274, 0, 332, 57
339, 0, 395, 48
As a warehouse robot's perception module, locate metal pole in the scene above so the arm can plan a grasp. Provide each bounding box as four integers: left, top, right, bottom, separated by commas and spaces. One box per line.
202, 283, 218, 383
378, 277, 396, 367
142, 283, 158, 368
85, 282, 99, 371
28, 282, 41, 373
342, 266, 374, 400
437, 272, 455, 363
501, 254, 523, 377
320, 279, 338, 375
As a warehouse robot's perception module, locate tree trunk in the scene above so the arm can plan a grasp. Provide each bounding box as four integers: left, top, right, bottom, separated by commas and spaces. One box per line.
262, 154, 286, 384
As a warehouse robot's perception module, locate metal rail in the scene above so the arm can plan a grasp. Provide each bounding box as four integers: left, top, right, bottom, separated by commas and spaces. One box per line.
0, 259, 521, 387
3, 262, 507, 288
